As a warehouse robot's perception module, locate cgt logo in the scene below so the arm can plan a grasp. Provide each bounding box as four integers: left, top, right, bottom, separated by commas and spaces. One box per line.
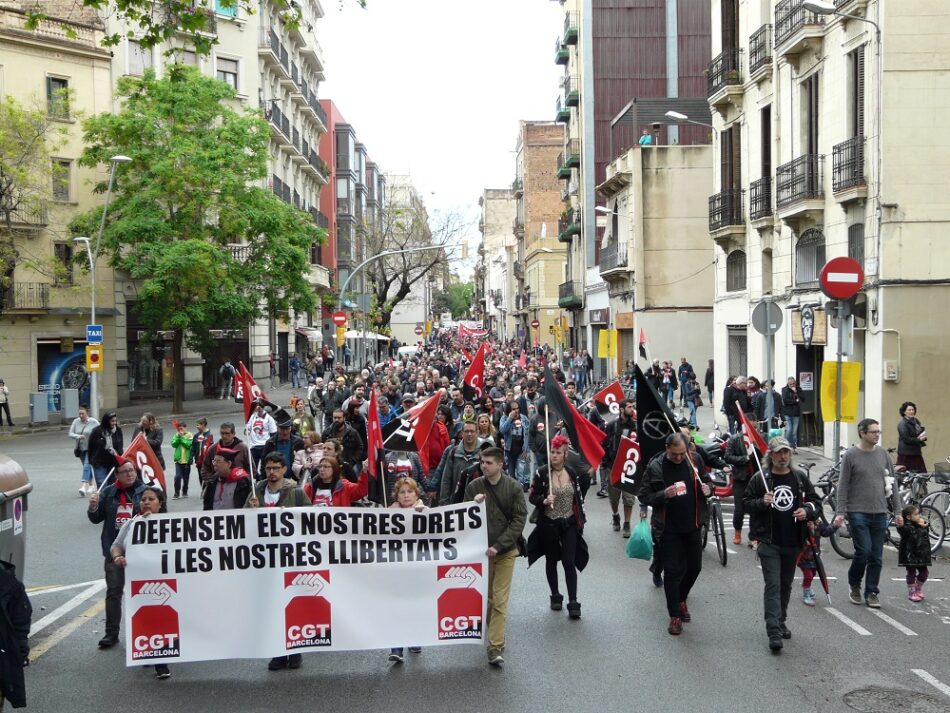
284, 571, 332, 650
437, 565, 484, 641
130, 580, 180, 660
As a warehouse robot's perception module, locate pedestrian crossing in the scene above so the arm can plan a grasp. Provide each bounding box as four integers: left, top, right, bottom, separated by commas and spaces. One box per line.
27, 579, 105, 661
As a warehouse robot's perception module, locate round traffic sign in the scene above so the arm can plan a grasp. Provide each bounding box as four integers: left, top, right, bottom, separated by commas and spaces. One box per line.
332, 311, 347, 327
751, 301, 783, 336
819, 257, 864, 301
531, 319, 540, 329
414, 326, 424, 335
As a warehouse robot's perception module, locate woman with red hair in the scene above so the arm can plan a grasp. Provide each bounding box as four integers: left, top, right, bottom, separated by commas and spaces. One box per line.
526, 435, 589, 619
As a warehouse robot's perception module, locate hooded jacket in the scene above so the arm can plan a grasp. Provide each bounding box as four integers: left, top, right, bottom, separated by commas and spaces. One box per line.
87, 412, 124, 470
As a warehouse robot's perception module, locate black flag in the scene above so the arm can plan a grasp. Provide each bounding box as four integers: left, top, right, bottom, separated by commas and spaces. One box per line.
543, 363, 606, 469
632, 363, 678, 489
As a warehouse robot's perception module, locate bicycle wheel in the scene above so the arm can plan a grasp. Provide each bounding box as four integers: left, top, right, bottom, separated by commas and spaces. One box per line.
917, 503, 947, 554
830, 520, 855, 560
701, 519, 709, 549
920, 490, 950, 534
820, 494, 837, 525
713, 501, 728, 566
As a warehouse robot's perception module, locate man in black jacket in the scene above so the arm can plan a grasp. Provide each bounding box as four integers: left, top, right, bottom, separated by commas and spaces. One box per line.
753, 380, 784, 435
638, 433, 712, 636
322, 409, 364, 472
599, 399, 638, 538
722, 431, 752, 545
722, 376, 749, 434
781, 377, 803, 451
742, 437, 821, 652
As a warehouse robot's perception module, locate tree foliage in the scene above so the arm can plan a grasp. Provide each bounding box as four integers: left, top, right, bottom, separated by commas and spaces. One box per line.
432, 281, 473, 320
70, 66, 324, 407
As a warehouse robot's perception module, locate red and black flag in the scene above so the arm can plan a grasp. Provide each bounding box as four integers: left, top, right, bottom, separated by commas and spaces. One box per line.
609, 435, 641, 491
638, 327, 648, 359
543, 363, 606, 469
382, 389, 442, 453
461, 343, 487, 403
631, 363, 678, 491
592, 380, 627, 424
366, 388, 386, 503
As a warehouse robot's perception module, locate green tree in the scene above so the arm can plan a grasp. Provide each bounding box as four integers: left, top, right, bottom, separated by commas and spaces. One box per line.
431, 281, 474, 321
71, 66, 324, 410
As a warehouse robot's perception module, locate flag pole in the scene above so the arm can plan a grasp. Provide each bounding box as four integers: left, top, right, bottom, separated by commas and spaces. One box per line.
96, 467, 115, 494
544, 407, 552, 498
736, 400, 771, 494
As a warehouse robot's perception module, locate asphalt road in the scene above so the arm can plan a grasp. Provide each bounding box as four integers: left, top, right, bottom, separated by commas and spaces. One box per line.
5, 411, 950, 713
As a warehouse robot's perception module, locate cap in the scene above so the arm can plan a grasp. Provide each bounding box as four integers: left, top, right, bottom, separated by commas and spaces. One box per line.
768, 436, 792, 453
401, 394, 416, 403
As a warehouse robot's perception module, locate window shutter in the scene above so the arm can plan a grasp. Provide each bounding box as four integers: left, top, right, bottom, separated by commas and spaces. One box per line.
732, 124, 742, 190
855, 45, 866, 138
46, 76, 53, 103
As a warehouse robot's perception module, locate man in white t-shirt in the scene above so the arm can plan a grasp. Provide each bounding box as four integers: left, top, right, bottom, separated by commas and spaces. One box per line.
245, 401, 277, 478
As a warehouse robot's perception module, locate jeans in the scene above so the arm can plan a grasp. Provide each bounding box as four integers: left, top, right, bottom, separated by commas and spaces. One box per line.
0, 401, 12, 425
686, 400, 698, 428
785, 415, 800, 449
707, 389, 714, 407
219, 377, 232, 400
291, 369, 301, 388
660, 530, 703, 618
758, 542, 799, 636
174, 463, 191, 496
574, 370, 587, 392
81, 452, 93, 484
848, 512, 888, 595
92, 464, 111, 488
104, 557, 125, 637
664, 385, 675, 405
486, 548, 518, 655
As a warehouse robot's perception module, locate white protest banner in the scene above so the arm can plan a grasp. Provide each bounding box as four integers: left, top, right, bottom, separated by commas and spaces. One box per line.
123, 503, 488, 665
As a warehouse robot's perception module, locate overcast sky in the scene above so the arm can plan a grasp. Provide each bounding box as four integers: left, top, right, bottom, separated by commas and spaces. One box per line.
318, 0, 564, 278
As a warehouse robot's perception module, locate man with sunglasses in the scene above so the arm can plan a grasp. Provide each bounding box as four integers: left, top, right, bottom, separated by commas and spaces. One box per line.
833, 418, 903, 608
639, 432, 712, 636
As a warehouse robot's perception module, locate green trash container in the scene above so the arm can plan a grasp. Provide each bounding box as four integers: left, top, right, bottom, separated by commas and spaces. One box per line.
0, 454, 33, 579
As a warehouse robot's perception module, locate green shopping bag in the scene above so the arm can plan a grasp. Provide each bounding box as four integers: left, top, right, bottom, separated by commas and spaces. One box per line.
626, 519, 654, 560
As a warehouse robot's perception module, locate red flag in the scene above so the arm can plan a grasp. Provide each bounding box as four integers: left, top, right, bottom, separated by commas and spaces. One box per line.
609, 435, 641, 488
123, 433, 167, 491
638, 327, 648, 359
366, 388, 383, 482
239, 361, 268, 422
543, 364, 606, 468
462, 348, 473, 363
737, 404, 768, 455
518, 350, 527, 369
461, 343, 487, 402
592, 380, 626, 423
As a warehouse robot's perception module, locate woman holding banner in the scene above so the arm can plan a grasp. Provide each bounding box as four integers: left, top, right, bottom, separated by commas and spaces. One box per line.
303, 457, 368, 507
526, 435, 589, 619
109, 485, 171, 679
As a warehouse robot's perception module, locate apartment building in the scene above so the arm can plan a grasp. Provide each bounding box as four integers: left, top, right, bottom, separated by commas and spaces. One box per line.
478, 189, 518, 341
513, 121, 566, 347
708, 0, 950, 454
102, 0, 331, 399
0, 4, 113, 422
552, 0, 711, 375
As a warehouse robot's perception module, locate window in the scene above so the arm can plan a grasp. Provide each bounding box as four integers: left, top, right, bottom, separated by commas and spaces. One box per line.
180, 50, 198, 67
795, 228, 825, 285
848, 223, 865, 267
803, 73, 820, 155
848, 45, 866, 138
214, 0, 237, 17
762, 249, 773, 295
720, 123, 741, 190
727, 326, 748, 378
725, 249, 747, 292
46, 76, 69, 119
216, 57, 239, 90
129, 41, 153, 75
52, 159, 71, 202
54, 242, 73, 285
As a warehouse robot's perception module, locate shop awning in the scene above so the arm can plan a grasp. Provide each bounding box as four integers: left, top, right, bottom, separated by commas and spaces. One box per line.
344, 329, 391, 342
295, 327, 323, 343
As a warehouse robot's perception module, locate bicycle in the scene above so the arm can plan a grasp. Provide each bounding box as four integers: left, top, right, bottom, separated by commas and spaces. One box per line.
917, 456, 950, 531
700, 469, 729, 567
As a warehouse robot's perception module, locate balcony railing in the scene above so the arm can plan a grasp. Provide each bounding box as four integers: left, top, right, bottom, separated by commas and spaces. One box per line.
513, 217, 525, 235
749, 25, 773, 74
558, 280, 582, 308
554, 37, 569, 65
563, 12, 578, 45
707, 48, 741, 96
776, 154, 824, 207
708, 189, 744, 231
564, 75, 579, 106
599, 242, 628, 272
775, 0, 824, 47
832, 136, 865, 192
309, 151, 328, 179
556, 152, 571, 180
310, 207, 329, 229
512, 178, 523, 196
229, 244, 252, 262
558, 210, 581, 242
0, 204, 49, 228
750, 177, 773, 220
565, 139, 580, 166
312, 98, 327, 128
555, 97, 570, 123
513, 260, 524, 276
1, 282, 50, 310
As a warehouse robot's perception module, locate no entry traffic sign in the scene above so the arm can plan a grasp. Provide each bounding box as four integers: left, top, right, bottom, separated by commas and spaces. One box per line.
819, 257, 864, 301
414, 325, 424, 335
332, 311, 347, 327
531, 319, 540, 329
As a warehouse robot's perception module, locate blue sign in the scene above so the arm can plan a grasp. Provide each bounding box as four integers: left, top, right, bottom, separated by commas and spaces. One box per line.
86, 324, 103, 344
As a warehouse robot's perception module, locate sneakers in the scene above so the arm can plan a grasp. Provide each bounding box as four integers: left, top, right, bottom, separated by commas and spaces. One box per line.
172, 493, 180, 500
612, 513, 621, 532
567, 601, 581, 620
802, 588, 816, 607
155, 664, 171, 680
408, 647, 422, 654
268, 656, 289, 670
769, 636, 783, 652
622, 521, 631, 538
98, 634, 118, 649
668, 617, 683, 635
596, 488, 608, 498
288, 653, 302, 669
388, 649, 404, 663
733, 531, 742, 546
79, 486, 87, 497
488, 651, 504, 667
865, 592, 881, 608
780, 624, 792, 640
550, 594, 563, 611
849, 585, 863, 605
679, 602, 691, 623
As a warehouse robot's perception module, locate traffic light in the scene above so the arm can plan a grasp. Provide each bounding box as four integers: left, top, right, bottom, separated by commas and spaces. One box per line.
548, 325, 555, 334
86, 345, 103, 372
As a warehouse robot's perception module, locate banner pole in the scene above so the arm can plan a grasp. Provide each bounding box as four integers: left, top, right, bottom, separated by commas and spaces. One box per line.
96, 467, 115, 494
544, 408, 552, 498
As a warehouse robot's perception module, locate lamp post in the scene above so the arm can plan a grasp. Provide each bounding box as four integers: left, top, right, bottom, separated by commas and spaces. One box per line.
664, 110, 717, 135
73, 154, 132, 420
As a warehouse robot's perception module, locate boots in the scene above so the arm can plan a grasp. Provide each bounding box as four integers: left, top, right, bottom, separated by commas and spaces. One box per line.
917, 580, 926, 601
733, 530, 742, 546
909, 582, 924, 602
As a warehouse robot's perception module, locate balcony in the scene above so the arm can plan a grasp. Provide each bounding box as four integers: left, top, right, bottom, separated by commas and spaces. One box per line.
749, 177, 774, 228
558, 280, 582, 309
309, 151, 329, 184
707, 48, 743, 111
776, 154, 824, 227
308, 263, 331, 290
229, 244, 252, 262
708, 189, 745, 243
749, 24, 773, 81
555, 97, 570, 124
556, 153, 572, 180
0, 203, 49, 230
312, 98, 327, 133
513, 216, 525, 237
558, 209, 581, 243
564, 75, 579, 107
599, 242, 628, 276
563, 12, 578, 45
265, 104, 291, 146
774, 0, 825, 65
258, 27, 291, 81
835, 0, 869, 13
513, 260, 524, 277
1, 282, 50, 312
564, 139, 580, 168
512, 178, 523, 197
560, 180, 577, 202
832, 136, 867, 202
554, 38, 569, 65
310, 207, 329, 229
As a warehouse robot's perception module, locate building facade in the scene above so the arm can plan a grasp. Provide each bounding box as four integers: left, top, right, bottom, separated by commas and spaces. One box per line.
478, 188, 517, 341
709, 0, 950, 454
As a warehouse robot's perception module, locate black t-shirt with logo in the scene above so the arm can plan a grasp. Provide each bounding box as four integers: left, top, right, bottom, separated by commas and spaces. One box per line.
769, 471, 800, 547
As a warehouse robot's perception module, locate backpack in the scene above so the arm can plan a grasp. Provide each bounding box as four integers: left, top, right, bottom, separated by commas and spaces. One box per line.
220, 363, 235, 377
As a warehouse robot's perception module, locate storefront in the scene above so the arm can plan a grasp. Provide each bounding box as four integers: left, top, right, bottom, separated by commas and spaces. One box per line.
36, 338, 90, 411
588, 308, 609, 381
202, 329, 250, 398
790, 307, 826, 447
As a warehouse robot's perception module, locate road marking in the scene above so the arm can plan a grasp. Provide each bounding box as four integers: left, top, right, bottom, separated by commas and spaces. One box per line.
912, 669, 950, 699
892, 577, 944, 582
870, 610, 917, 636
27, 580, 101, 597
825, 607, 872, 635
30, 582, 104, 638
883, 544, 898, 552
726, 548, 738, 554
29, 599, 105, 662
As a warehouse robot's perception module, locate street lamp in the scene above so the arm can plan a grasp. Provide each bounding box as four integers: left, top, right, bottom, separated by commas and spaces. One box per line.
665, 110, 716, 132
73, 154, 132, 420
